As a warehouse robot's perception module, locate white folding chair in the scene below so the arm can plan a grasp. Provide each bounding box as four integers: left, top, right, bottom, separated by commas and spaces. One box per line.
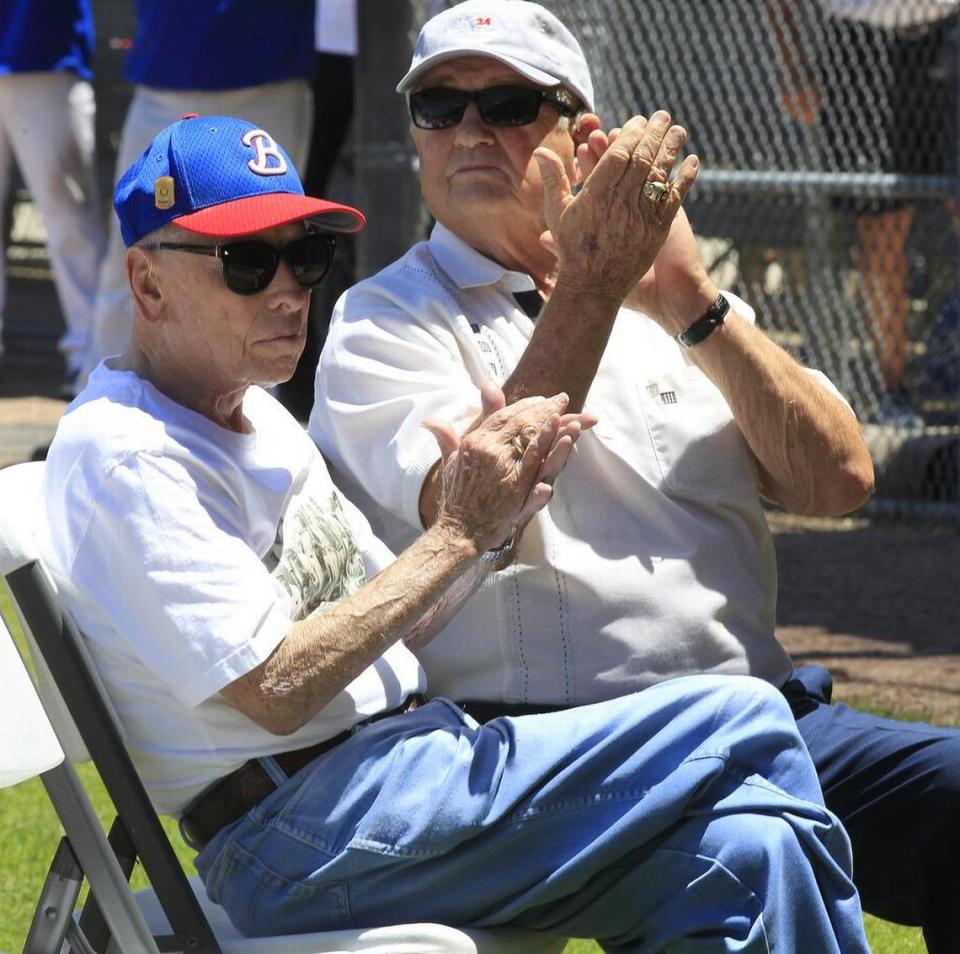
0, 461, 567, 954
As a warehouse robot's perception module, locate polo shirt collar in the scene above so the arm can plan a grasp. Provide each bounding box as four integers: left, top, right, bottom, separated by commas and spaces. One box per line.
429, 222, 537, 293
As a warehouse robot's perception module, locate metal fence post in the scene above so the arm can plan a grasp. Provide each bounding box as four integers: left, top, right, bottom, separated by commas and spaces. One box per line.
954, 12, 960, 502
354, 0, 425, 280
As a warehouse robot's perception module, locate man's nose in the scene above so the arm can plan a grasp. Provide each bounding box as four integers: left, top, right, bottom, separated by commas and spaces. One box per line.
266, 257, 309, 305
453, 102, 496, 147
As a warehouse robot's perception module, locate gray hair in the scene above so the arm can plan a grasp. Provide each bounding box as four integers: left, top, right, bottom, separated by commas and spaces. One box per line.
553, 86, 588, 133
133, 221, 184, 249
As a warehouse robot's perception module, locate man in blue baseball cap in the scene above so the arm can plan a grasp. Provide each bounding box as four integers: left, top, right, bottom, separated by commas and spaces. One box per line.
40, 113, 870, 950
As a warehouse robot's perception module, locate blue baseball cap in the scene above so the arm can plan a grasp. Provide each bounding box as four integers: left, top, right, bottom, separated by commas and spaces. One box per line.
114, 114, 365, 247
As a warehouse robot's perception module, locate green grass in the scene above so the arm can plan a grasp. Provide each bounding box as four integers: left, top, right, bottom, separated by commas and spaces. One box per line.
0, 585, 925, 952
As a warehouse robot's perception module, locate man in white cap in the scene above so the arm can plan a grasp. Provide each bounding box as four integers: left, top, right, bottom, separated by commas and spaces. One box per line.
40, 112, 872, 949
309, 2, 960, 949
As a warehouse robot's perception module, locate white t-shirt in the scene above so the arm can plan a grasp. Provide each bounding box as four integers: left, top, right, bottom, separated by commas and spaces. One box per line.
310, 224, 848, 705
818, 0, 959, 27
42, 362, 424, 815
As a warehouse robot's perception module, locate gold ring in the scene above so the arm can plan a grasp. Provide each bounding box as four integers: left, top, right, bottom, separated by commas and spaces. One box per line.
642, 180, 670, 203
511, 425, 539, 461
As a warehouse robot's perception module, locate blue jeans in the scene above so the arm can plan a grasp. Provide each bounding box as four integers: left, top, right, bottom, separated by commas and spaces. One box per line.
785, 664, 960, 954
196, 675, 868, 952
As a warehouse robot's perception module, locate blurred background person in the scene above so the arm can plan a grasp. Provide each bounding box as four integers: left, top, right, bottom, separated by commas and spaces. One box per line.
770, 0, 960, 426
279, 0, 358, 420
77, 0, 315, 393
305, 0, 356, 200
0, 0, 105, 394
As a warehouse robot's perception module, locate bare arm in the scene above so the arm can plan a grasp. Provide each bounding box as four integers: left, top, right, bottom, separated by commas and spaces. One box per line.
221, 519, 479, 734
222, 392, 583, 734
661, 287, 874, 515
573, 128, 873, 516
621, 209, 874, 515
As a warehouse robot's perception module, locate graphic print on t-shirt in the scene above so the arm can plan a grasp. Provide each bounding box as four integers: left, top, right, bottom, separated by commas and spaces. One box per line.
264, 473, 366, 620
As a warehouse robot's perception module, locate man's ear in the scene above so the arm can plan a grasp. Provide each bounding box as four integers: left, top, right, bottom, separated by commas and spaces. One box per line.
127, 247, 164, 320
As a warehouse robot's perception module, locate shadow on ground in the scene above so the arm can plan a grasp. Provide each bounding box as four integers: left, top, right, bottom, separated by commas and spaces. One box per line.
772, 511, 960, 724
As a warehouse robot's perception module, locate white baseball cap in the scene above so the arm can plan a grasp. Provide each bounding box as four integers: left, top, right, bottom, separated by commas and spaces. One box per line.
397, 0, 595, 112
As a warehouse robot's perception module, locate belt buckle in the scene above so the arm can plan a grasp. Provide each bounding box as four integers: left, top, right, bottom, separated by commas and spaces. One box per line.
178, 811, 207, 851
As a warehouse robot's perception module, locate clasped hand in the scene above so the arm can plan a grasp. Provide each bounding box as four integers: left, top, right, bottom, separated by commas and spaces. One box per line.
424, 382, 597, 557
536, 110, 718, 334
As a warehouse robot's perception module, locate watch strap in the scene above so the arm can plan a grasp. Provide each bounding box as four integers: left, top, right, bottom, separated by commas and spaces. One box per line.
676, 293, 730, 349
479, 531, 516, 565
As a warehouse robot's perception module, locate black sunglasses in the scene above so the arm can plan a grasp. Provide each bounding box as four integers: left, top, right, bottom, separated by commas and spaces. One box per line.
409, 84, 577, 130
144, 232, 337, 295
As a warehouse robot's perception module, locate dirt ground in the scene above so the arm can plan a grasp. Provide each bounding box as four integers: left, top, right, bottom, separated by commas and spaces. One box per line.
770, 511, 960, 725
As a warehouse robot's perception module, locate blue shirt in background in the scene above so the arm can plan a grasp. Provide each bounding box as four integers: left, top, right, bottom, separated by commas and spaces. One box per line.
0, 0, 94, 80
125, 0, 314, 90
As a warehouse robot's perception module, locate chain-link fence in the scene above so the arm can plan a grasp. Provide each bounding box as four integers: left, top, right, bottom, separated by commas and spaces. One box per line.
406, 0, 960, 516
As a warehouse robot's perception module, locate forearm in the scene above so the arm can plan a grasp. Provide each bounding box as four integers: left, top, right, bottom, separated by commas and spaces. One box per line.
419, 278, 620, 526
223, 521, 479, 734
687, 307, 874, 515
231, 394, 576, 732
503, 278, 621, 411
403, 559, 490, 649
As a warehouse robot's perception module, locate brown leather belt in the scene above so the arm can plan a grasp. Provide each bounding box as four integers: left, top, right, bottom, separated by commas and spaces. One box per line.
180, 693, 426, 850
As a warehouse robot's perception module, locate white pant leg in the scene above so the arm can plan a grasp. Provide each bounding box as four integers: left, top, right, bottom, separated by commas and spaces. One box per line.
82, 79, 313, 384
187, 78, 314, 174
0, 73, 105, 373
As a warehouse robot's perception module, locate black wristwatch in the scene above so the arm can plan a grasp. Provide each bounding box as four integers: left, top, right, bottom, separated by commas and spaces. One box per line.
676, 293, 730, 349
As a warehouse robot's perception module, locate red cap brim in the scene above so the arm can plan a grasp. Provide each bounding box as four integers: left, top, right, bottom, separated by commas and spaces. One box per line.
173, 193, 365, 237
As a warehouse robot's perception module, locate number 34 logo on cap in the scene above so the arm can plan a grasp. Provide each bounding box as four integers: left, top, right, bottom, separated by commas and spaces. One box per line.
242, 128, 288, 176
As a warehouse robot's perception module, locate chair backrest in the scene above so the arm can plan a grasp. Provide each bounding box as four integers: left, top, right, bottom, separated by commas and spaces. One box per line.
0, 611, 63, 788
3, 606, 165, 953
0, 461, 93, 762
0, 458, 44, 572
8, 558, 224, 953
1, 462, 221, 951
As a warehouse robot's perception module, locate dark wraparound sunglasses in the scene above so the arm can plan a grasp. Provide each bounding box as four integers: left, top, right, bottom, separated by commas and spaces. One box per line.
143, 232, 337, 295
409, 84, 577, 130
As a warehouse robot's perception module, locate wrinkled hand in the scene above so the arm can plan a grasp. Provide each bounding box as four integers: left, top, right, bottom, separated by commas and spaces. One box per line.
473, 380, 596, 496
534, 111, 699, 308
423, 383, 596, 556
546, 119, 716, 335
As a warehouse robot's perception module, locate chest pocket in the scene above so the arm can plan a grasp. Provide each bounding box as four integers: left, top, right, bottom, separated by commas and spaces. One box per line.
639, 369, 758, 499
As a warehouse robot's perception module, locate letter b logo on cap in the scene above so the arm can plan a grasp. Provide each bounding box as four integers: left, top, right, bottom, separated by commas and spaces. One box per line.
242, 128, 288, 177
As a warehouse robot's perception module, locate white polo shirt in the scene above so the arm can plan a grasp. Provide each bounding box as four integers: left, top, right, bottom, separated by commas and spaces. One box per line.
310, 223, 803, 705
